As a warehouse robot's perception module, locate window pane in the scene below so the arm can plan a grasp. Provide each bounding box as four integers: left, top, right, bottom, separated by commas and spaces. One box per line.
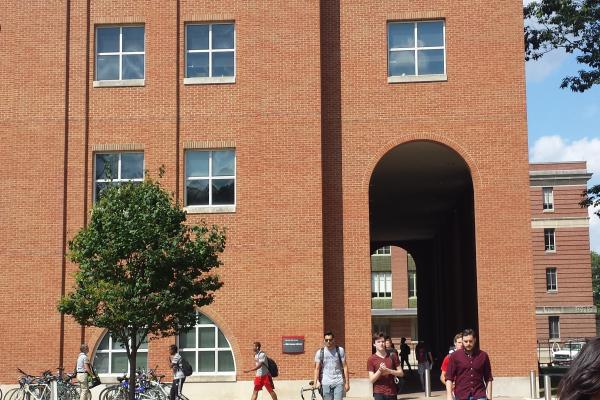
212, 24, 234, 49
96, 154, 119, 180
113, 337, 127, 350
218, 330, 230, 348
218, 351, 235, 372
417, 49, 444, 75
97, 55, 120, 80
186, 180, 209, 206
212, 179, 235, 205
94, 353, 109, 374
179, 328, 196, 349
111, 353, 128, 374
198, 313, 212, 324
181, 351, 196, 372
97, 27, 120, 53
122, 27, 144, 52
198, 327, 216, 348
417, 21, 444, 47
121, 153, 144, 179
99, 333, 110, 350
212, 52, 235, 77
388, 23, 414, 48
135, 352, 148, 369
186, 52, 210, 78
198, 351, 215, 372
95, 182, 111, 201
187, 25, 209, 50
389, 51, 415, 76
137, 333, 148, 349
186, 152, 210, 177
212, 151, 235, 176
122, 54, 144, 79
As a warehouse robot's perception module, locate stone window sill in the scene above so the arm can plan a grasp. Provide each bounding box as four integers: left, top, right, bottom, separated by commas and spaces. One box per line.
184, 76, 235, 85
388, 74, 447, 84
93, 79, 145, 87
185, 205, 236, 214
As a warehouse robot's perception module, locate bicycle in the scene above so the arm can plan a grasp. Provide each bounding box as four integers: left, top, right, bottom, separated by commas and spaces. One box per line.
146, 368, 189, 400
7, 369, 51, 400
300, 381, 320, 400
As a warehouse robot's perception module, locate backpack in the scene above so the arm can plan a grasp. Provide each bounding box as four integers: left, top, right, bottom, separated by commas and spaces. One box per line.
180, 356, 193, 377
261, 353, 279, 378
318, 346, 344, 379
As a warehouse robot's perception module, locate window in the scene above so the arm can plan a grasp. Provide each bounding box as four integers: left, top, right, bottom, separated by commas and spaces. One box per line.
95, 26, 145, 84
185, 150, 235, 208
93, 332, 148, 375
178, 313, 235, 374
543, 187, 554, 211
408, 270, 417, 298
373, 246, 391, 255
185, 23, 235, 83
371, 272, 392, 298
94, 152, 144, 201
388, 21, 446, 80
544, 228, 556, 251
546, 267, 558, 291
549, 316, 560, 340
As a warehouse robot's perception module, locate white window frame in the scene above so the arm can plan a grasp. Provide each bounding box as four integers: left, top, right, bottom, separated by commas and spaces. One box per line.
94, 25, 145, 87
388, 20, 447, 83
184, 149, 236, 213
408, 270, 417, 298
94, 152, 144, 203
544, 228, 556, 252
93, 332, 148, 376
543, 187, 554, 211
177, 314, 236, 376
184, 22, 236, 85
548, 316, 560, 340
373, 246, 391, 255
546, 267, 558, 292
371, 271, 392, 298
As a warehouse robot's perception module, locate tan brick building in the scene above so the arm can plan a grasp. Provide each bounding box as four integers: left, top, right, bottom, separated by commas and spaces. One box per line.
0, 0, 553, 397
372, 162, 596, 350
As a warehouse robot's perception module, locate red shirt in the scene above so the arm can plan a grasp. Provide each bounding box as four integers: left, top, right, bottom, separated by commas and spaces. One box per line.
441, 354, 450, 372
445, 349, 493, 400
367, 352, 399, 395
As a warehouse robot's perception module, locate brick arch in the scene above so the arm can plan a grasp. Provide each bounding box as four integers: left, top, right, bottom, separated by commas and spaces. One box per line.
363, 133, 484, 192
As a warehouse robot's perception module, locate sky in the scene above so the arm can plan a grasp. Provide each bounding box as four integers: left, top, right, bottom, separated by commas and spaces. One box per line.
525, 39, 600, 253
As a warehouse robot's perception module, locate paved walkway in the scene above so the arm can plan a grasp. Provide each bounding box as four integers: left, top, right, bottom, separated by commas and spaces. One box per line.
345, 390, 535, 400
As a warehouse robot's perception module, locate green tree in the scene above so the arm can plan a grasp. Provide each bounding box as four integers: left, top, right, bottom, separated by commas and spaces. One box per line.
524, 0, 600, 92
58, 177, 225, 400
592, 251, 600, 311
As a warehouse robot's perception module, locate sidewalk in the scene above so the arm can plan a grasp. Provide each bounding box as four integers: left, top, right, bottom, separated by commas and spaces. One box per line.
345, 390, 533, 400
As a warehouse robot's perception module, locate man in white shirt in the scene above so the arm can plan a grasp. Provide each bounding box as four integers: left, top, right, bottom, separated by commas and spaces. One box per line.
313, 331, 350, 400
169, 345, 186, 400
243, 342, 278, 400
76, 344, 92, 400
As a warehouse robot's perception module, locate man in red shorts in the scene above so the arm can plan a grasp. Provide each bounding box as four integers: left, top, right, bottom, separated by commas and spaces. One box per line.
244, 342, 278, 400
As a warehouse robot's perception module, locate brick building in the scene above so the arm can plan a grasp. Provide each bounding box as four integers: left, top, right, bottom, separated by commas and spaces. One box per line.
0, 0, 550, 397
372, 161, 596, 347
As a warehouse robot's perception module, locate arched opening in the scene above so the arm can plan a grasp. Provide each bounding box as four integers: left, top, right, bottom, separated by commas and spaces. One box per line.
369, 141, 478, 384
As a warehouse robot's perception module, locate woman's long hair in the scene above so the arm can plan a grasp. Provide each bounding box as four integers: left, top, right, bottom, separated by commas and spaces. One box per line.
557, 337, 600, 400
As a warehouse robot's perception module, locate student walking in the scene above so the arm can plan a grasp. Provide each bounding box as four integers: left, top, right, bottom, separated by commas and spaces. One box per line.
76, 344, 93, 400
313, 331, 350, 400
367, 332, 404, 400
168, 345, 186, 400
415, 341, 433, 391
399, 338, 412, 372
243, 342, 278, 400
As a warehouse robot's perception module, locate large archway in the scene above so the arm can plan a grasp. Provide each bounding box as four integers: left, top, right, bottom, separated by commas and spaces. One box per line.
369, 141, 478, 364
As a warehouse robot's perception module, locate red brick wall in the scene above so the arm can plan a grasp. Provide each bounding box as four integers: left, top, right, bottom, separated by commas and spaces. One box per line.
391, 246, 408, 309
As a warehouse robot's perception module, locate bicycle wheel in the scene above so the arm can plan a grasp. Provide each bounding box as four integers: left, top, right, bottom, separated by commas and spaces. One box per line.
4, 388, 20, 400
104, 387, 127, 400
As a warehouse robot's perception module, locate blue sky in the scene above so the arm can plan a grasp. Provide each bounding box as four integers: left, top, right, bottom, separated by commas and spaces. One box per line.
526, 51, 600, 252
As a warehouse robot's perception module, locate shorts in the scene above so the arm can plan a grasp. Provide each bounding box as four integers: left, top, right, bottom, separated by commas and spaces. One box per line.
253, 375, 274, 392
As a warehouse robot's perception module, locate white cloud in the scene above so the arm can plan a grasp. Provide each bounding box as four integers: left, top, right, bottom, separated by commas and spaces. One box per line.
525, 50, 569, 83
530, 135, 600, 177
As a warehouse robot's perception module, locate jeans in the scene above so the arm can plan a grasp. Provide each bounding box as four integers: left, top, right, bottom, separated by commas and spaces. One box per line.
321, 383, 344, 400
170, 378, 186, 400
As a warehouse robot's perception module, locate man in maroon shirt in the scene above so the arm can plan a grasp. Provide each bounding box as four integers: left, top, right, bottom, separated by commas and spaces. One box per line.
445, 329, 493, 400
367, 332, 404, 400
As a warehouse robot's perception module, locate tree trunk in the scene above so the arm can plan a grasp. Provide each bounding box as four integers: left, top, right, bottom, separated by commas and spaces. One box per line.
128, 346, 137, 400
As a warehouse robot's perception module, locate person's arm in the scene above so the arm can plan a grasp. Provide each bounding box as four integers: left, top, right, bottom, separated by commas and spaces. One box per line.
368, 369, 382, 383
313, 362, 321, 388
428, 351, 434, 365
440, 370, 446, 384
84, 357, 92, 375
486, 380, 493, 400
243, 353, 263, 373
342, 358, 350, 391
390, 355, 403, 377
445, 379, 454, 400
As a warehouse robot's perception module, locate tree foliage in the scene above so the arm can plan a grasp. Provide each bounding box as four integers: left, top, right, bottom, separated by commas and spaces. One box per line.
524, 0, 600, 92
592, 251, 600, 312
58, 178, 225, 400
